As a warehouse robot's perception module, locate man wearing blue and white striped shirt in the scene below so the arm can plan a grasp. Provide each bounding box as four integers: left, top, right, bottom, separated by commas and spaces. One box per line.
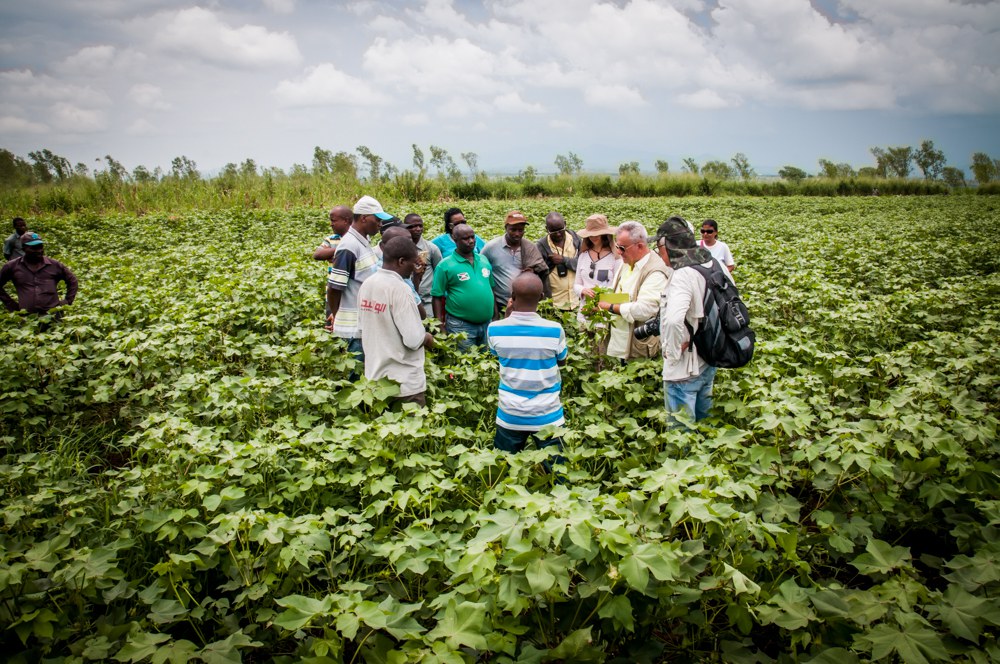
487, 272, 568, 454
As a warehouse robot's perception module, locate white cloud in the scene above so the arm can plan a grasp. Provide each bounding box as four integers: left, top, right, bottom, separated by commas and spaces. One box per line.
583, 84, 645, 109
363, 35, 500, 98
677, 89, 740, 110
56, 45, 117, 75
0, 69, 110, 106
148, 7, 302, 67
0, 115, 48, 134
493, 92, 544, 114
273, 63, 389, 107
128, 83, 171, 110
126, 118, 156, 135
549, 119, 573, 129
402, 113, 430, 126
50, 102, 107, 133
262, 0, 295, 14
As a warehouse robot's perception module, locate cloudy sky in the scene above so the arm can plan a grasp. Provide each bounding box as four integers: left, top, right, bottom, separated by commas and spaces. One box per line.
1, 0, 998, 177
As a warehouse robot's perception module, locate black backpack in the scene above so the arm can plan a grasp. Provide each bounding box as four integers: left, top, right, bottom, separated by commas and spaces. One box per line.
684, 261, 755, 368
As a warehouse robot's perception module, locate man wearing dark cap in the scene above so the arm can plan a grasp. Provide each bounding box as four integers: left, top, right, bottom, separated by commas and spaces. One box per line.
482, 210, 547, 317
4, 217, 27, 261
0, 232, 78, 316
653, 216, 734, 422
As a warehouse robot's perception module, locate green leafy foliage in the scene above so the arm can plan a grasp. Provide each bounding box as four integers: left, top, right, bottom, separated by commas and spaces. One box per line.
1, 196, 999, 662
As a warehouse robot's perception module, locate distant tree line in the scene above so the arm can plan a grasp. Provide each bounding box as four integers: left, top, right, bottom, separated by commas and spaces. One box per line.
2, 140, 999, 216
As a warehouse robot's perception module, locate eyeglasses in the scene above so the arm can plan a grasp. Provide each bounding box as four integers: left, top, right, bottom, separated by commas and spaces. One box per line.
547, 228, 566, 235
589, 263, 595, 279
700, 229, 716, 234
616, 243, 635, 253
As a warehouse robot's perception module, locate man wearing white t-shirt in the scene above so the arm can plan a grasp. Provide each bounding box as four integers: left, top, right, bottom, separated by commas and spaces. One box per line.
698, 219, 735, 273
358, 236, 435, 407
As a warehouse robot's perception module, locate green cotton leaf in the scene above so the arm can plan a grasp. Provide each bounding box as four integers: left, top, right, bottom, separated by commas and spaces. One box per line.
758, 579, 816, 631
203, 494, 222, 512
936, 585, 1000, 643
802, 647, 860, 664
273, 594, 334, 631
851, 538, 911, 575
198, 631, 261, 664
426, 600, 489, 651
114, 632, 171, 662
150, 640, 199, 664
548, 628, 603, 662
810, 589, 851, 618
619, 554, 649, 592
471, 509, 523, 546
524, 554, 570, 595
856, 623, 949, 664
597, 595, 634, 632
220, 485, 245, 501
633, 542, 682, 582
722, 563, 761, 596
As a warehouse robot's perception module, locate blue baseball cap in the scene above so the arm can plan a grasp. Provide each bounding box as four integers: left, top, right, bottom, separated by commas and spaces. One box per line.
21, 232, 43, 246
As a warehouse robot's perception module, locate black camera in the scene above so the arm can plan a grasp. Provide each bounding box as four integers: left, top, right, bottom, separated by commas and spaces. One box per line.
555, 263, 568, 277
633, 317, 660, 340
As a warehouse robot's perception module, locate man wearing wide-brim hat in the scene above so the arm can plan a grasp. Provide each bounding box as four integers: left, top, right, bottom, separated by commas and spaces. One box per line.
0, 232, 78, 316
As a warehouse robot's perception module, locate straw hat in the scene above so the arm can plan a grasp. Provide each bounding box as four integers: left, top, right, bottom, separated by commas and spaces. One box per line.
577, 213, 616, 238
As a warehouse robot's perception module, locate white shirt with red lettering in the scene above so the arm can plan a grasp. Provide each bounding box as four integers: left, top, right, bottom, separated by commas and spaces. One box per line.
358, 269, 428, 396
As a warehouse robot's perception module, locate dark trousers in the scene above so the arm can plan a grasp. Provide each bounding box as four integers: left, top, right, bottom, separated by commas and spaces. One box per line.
494, 425, 566, 472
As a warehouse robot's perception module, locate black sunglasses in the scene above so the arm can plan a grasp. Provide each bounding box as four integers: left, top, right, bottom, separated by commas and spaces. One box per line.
701, 229, 716, 234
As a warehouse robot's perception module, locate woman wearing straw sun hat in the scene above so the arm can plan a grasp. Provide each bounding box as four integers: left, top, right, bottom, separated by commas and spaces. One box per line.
572, 214, 623, 302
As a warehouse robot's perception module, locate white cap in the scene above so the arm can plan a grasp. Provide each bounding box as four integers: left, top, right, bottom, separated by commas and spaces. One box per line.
353, 195, 393, 220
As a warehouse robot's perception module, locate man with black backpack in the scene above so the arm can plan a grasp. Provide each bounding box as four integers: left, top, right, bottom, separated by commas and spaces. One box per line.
652, 217, 753, 422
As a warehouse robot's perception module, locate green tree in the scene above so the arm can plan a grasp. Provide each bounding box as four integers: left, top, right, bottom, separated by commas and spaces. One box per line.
170, 156, 199, 180
313, 146, 334, 175
618, 161, 640, 176
818, 159, 855, 178
240, 159, 258, 178
331, 152, 358, 180
29, 148, 72, 183
429, 145, 461, 180
461, 151, 479, 180
654, 159, 669, 174
132, 165, 156, 183
702, 160, 733, 179
914, 140, 945, 180
778, 165, 808, 183
0, 149, 35, 187
730, 152, 755, 180
554, 152, 583, 175
412, 144, 426, 171
886, 146, 913, 178
103, 155, 129, 182
869, 147, 889, 178
941, 166, 966, 188
356, 145, 384, 181
970, 152, 998, 185
682, 158, 699, 175
857, 166, 879, 178
516, 165, 537, 184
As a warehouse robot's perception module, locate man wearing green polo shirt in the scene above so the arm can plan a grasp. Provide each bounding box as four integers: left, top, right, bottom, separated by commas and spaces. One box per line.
431, 223, 495, 351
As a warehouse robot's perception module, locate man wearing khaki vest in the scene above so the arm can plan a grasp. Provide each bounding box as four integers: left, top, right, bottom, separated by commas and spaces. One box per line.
597, 221, 670, 361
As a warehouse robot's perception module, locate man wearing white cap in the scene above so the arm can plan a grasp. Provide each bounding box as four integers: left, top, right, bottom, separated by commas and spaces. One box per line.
327, 195, 393, 364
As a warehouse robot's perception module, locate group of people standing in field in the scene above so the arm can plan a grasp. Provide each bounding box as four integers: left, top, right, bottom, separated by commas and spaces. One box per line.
313, 196, 738, 456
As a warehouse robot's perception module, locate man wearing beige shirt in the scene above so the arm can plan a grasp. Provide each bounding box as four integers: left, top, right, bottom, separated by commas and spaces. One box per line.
596, 221, 670, 362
